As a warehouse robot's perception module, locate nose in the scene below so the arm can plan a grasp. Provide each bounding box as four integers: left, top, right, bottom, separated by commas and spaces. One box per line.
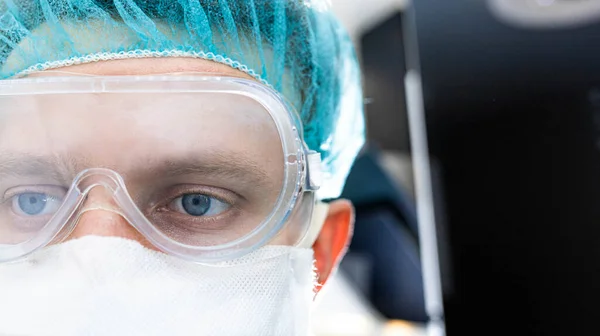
66, 186, 154, 249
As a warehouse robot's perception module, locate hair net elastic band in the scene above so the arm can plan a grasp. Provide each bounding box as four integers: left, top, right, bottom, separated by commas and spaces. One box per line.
13, 49, 270, 86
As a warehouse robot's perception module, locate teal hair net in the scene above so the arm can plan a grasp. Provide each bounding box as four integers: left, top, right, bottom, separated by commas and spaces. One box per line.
0, 0, 365, 199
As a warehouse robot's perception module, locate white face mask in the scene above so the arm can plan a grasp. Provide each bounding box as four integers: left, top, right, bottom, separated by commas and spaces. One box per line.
0, 236, 316, 336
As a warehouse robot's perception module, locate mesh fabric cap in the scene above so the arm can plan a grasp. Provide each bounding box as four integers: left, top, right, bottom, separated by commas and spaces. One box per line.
0, 0, 365, 199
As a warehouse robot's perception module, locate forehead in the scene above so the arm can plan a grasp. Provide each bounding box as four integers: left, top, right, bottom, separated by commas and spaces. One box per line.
0, 60, 288, 197
0, 91, 283, 168
3, 58, 278, 169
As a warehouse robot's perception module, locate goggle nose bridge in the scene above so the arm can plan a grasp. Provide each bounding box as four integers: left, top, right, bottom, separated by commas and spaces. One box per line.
50, 168, 139, 243
72, 168, 127, 196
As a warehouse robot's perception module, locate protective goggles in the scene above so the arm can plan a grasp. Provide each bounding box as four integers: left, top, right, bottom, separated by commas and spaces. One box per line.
0, 74, 324, 263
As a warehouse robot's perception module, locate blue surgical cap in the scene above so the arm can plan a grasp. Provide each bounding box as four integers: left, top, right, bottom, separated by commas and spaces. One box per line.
0, 0, 365, 199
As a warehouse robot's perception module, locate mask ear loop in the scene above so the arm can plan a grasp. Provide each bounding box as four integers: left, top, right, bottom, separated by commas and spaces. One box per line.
296, 201, 329, 249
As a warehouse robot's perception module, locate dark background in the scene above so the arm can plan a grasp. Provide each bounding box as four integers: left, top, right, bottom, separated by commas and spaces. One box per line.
407, 0, 600, 334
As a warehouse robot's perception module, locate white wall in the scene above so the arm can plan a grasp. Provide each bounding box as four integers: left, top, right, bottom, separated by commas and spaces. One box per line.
330, 0, 408, 42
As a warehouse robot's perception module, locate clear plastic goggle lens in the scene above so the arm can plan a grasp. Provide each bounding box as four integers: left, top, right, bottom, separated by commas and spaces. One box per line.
0, 76, 320, 263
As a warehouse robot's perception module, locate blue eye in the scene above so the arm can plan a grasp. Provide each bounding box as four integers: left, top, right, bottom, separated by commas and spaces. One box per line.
182, 194, 210, 216
172, 194, 231, 217
12, 193, 62, 216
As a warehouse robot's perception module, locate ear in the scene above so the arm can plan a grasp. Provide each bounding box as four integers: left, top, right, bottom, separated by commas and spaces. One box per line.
312, 199, 354, 293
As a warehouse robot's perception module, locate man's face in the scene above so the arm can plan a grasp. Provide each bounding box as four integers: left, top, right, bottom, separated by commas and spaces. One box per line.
0, 85, 292, 247
0, 57, 354, 289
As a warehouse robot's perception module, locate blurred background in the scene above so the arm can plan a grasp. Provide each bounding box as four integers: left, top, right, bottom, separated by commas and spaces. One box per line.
313, 1, 600, 335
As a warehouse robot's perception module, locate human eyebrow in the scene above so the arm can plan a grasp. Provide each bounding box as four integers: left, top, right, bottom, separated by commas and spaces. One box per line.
139, 152, 275, 187
0, 152, 80, 185
0, 151, 278, 188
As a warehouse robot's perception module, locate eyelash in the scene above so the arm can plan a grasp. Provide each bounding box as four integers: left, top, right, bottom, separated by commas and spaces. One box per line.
3, 185, 67, 203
